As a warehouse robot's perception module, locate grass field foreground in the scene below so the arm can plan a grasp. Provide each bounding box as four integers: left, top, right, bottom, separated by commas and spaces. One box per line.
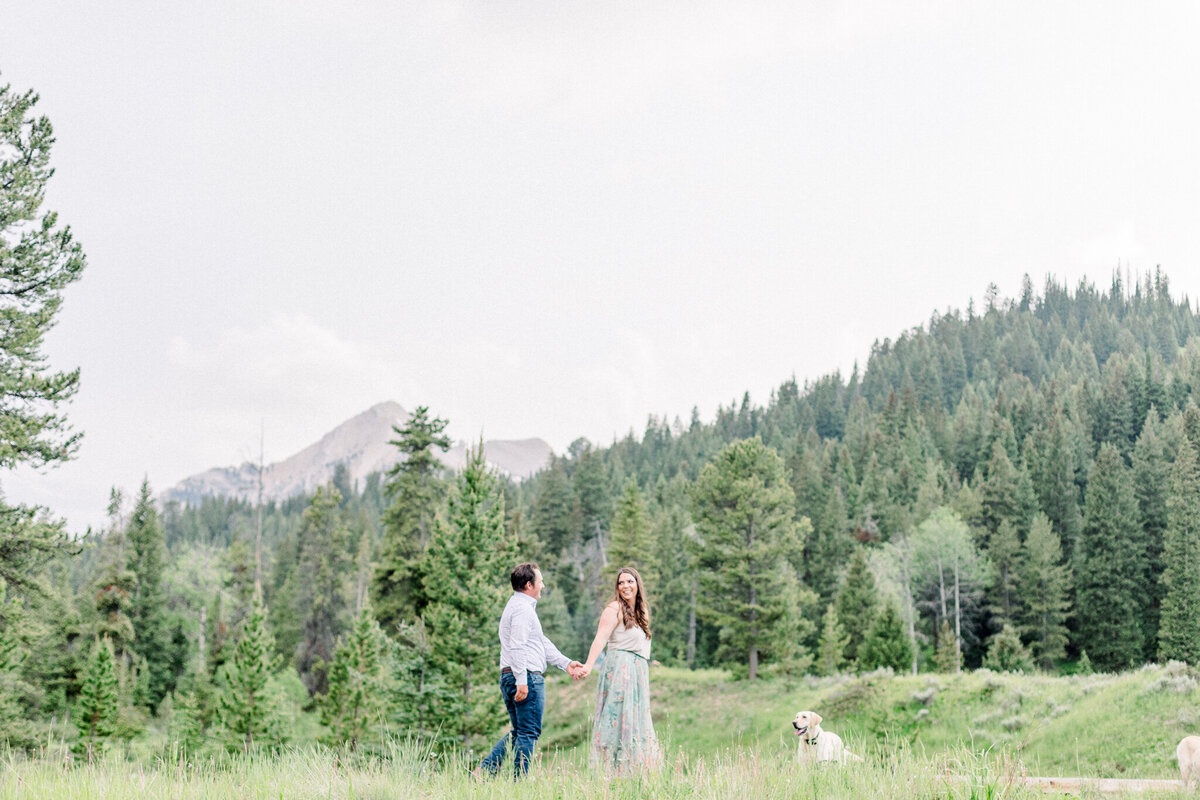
4, 744, 1163, 800
4, 662, 1198, 798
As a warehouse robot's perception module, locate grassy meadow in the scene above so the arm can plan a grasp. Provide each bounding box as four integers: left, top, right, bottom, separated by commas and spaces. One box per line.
3, 662, 1197, 798
540, 661, 1198, 779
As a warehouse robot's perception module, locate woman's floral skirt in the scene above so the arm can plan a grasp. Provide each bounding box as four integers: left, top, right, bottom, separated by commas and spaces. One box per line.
589, 648, 662, 776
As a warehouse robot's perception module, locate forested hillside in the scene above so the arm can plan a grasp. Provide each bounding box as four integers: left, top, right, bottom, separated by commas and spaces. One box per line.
6, 271, 1200, 757
510, 271, 1200, 676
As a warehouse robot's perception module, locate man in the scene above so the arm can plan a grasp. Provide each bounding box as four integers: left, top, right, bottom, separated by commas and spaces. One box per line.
476, 562, 583, 779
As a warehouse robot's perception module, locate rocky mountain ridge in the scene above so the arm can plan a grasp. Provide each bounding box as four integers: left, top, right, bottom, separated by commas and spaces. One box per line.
164, 401, 553, 506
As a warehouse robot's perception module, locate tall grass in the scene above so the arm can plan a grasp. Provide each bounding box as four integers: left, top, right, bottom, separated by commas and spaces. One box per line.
5, 663, 1197, 798
2, 742, 1109, 800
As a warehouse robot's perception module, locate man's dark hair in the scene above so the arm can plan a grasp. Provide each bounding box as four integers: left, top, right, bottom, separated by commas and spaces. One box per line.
511, 562, 539, 592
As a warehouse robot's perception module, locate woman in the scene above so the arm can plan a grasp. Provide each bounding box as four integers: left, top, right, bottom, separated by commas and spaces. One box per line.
583, 567, 663, 776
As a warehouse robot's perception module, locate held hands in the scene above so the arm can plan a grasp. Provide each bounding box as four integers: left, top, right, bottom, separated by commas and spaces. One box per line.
567, 660, 591, 681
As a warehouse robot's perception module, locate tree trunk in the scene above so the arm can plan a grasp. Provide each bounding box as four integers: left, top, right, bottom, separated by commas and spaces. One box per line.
686, 579, 697, 669
936, 553, 948, 620
416, 661, 426, 743
463, 662, 471, 746
256, 425, 264, 595
900, 548, 917, 675
198, 605, 207, 668
954, 555, 962, 674
748, 519, 757, 680
749, 583, 758, 680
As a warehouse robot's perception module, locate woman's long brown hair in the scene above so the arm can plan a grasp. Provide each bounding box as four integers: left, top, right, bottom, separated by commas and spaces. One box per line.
612, 567, 652, 639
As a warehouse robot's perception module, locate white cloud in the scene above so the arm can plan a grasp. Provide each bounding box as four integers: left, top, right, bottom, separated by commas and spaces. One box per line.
1069, 220, 1144, 272
161, 313, 399, 466
434, 1, 955, 119
168, 313, 379, 385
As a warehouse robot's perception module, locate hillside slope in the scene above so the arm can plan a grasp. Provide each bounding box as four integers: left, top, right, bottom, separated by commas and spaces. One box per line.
543, 662, 1198, 779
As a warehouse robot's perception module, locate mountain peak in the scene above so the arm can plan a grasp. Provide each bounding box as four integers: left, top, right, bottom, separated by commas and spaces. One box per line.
164, 402, 552, 506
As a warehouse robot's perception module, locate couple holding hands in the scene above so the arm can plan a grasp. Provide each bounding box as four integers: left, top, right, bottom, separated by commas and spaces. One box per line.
475, 562, 662, 780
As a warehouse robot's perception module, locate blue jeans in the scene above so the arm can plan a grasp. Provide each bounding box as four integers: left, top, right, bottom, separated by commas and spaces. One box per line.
480, 672, 544, 779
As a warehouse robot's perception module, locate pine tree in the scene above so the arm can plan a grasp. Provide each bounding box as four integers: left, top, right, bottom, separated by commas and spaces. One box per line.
25, 569, 85, 721
216, 595, 286, 752
422, 442, 514, 745
175, 628, 217, 737
267, 531, 302, 666
764, 569, 815, 685
1031, 412, 1082, 560
74, 637, 119, 757
528, 458, 576, 556
126, 478, 173, 710
870, 538, 921, 675
295, 484, 352, 696
93, 490, 136, 678
607, 478, 655, 583
979, 442, 1035, 546
165, 689, 205, 754
858, 599, 912, 673
933, 620, 959, 673
1075, 443, 1145, 671
834, 547, 879, 666
986, 520, 1022, 628
648, 479, 696, 666
856, 452, 891, 540
816, 602, 849, 676
573, 442, 610, 546
691, 438, 798, 679
373, 406, 450, 630
321, 601, 389, 750
809, 486, 851, 601
1157, 435, 1200, 664
1017, 513, 1071, 670
983, 624, 1033, 672
536, 580, 574, 647
391, 616, 452, 745
0, 578, 37, 749
1133, 413, 1170, 658
0, 79, 87, 593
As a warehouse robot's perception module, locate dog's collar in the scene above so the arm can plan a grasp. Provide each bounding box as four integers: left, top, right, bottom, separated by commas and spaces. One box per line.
805, 731, 820, 745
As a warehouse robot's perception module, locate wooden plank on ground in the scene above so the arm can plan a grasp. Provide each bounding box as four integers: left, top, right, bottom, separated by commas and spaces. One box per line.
1007, 776, 1185, 793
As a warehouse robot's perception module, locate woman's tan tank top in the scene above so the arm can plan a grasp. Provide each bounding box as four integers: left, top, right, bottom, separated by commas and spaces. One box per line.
607, 616, 651, 659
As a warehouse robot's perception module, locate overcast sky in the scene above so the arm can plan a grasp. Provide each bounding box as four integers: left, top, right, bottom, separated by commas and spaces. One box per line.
3, 1, 1200, 533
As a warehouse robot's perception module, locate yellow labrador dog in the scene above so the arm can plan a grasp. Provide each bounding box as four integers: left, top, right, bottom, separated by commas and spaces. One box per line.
1178, 735, 1200, 787
792, 710, 862, 765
